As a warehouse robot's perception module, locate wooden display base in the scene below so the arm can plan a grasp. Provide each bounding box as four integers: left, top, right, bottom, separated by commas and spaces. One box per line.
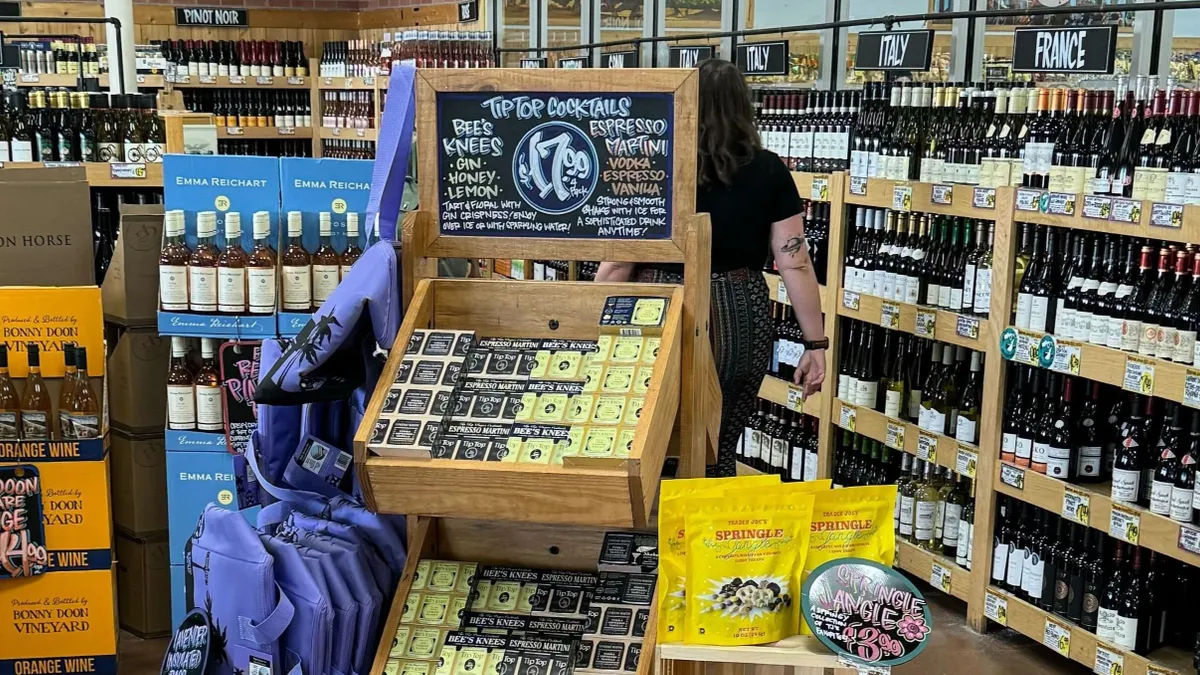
656, 638, 853, 675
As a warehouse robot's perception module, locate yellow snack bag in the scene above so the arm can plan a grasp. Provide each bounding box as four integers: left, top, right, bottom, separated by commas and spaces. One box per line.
800, 485, 897, 634
657, 475, 781, 643
683, 493, 815, 645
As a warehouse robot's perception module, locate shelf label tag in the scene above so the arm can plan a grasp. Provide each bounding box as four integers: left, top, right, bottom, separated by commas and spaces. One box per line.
1016, 188, 1041, 211
1062, 486, 1090, 525
331, 128, 342, 136
19, 73, 38, 83
1000, 464, 1025, 490
199, 74, 216, 84
1151, 202, 1184, 229
356, 129, 367, 138
41, 161, 80, 168
363, 76, 376, 86
136, 74, 147, 84
1046, 192, 1076, 216
930, 562, 952, 594
1093, 645, 1122, 675
1178, 524, 1200, 555
1083, 195, 1113, 220
984, 592, 1007, 625
1110, 504, 1140, 545
1003, 328, 1040, 366
277, 127, 296, 136
786, 385, 805, 413
892, 184, 912, 211
915, 310, 937, 337
287, 76, 305, 86
880, 302, 901, 329
955, 445, 978, 479
885, 422, 905, 451
916, 433, 938, 463
228, 75, 246, 85
842, 290, 861, 311
1185, 369, 1200, 410
256, 76, 274, 85
838, 403, 857, 432
1123, 356, 1155, 395
777, 279, 789, 305
1043, 619, 1071, 657
811, 177, 829, 201
850, 176, 868, 196
174, 75, 191, 84
225, 127, 245, 136
109, 162, 147, 180
323, 77, 335, 86
972, 187, 996, 209
955, 315, 980, 340
1050, 339, 1082, 375
1110, 198, 1142, 224
931, 184, 952, 205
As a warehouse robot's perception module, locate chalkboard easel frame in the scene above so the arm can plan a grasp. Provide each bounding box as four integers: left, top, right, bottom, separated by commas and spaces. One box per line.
353, 68, 720, 535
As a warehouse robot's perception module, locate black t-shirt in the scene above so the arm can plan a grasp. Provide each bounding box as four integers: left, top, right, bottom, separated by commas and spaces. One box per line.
699, 150, 803, 273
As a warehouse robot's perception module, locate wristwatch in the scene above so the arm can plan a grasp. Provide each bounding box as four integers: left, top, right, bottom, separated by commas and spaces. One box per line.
801, 338, 830, 350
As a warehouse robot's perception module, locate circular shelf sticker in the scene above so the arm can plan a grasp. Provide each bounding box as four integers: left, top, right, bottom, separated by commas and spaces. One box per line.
1038, 334, 1057, 368
161, 608, 213, 675
1000, 327, 1019, 360
801, 558, 933, 668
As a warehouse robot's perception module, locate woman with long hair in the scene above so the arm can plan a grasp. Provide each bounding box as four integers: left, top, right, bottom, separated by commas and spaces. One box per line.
595, 58, 826, 477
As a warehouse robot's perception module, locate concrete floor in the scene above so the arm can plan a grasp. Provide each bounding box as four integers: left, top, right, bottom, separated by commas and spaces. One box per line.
117, 590, 1088, 675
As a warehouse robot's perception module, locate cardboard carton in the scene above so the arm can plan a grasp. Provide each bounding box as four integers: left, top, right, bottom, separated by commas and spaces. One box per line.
107, 328, 169, 433
110, 431, 167, 537
100, 203, 164, 327
116, 534, 171, 638
0, 167, 95, 287
0, 567, 118, 674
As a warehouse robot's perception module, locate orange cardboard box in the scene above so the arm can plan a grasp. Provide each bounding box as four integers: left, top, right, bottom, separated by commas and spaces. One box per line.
0, 286, 104, 378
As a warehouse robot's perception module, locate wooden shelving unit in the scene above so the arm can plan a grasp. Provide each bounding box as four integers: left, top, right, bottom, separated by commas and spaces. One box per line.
216, 126, 314, 139
758, 374, 824, 418
896, 540, 971, 602
319, 127, 379, 141
171, 74, 312, 89
836, 291, 991, 351
831, 399, 980, 479
1009, 187, 1200, 246
1, 161, 164, 188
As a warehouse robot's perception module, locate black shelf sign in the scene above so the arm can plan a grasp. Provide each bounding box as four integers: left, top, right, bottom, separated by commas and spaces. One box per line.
558, 56, 591, 69
458, 0, 479, 23
736, 40, 788, 76
437, 91, 674, 240
520, 58, 548, 68
669, 45, 714, 68
854, 30, 934, 71
602, 50, 639, 68
175, 7, 249, 27
0, 464, 46, 579
1011, 25, 1117, 74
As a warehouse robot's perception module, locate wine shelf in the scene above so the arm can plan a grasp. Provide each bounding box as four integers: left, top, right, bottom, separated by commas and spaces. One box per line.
1003, 326, 1197, 407
831, 398, 980, 479
758, 374, 824, 419
836, 291, 991, 351
843, 177, 1004, 220
317, 76, 379, 90
984, 586, 1193, 675
895, 539, 971, 602
1010, 189, 1200, 247
319, 127, 378, 141
2, 161, 164, 188
216, 125, 314, 139
791, 171, 835, 203
172, 74, 312, 89
763, 271, 828, 313
993, 457, 1200, 569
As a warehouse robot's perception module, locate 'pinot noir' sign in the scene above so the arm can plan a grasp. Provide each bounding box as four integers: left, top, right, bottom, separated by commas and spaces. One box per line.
602, 50, 639, 68
736, 40, 788, 76
175, 7, 249, 27
1011, 25, 1117, 74
854, 30, 934, 71
669, 45, 714, 68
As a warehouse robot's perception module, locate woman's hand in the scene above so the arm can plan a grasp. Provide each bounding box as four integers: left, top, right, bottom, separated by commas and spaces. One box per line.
795, 348, 825, 397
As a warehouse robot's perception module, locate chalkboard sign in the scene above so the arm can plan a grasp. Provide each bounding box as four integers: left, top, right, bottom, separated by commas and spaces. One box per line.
736, 40, 788, 76
669, 45, 714, 68
161, 609, 213, 675
521, 58, 548, 68
220, 341, 261, 455
558, 56, 591, 69
854, 30, 934, 71
1011, 25, 1117, 74
801, 558, 932, 667
175, 7, 248, 27
436, 91, 674, 239
602, 50, 639, 68
0, 464, 47, 578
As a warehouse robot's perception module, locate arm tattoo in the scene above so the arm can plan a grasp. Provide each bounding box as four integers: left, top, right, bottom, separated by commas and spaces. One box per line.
780, 236, 807, 256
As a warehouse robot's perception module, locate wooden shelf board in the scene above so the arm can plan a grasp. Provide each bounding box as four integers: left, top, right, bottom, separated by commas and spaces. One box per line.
896, 539, 971, 601
832, 398, 980, 478
1011, 192, 1200, 247
763, 271, 828, 314
791, 171, 835, 203
837, 291, 991, 351
985, 586, 1193, 675
843, 177, 1006, 220
172, 75, 311, 89
1005, 326, 1195, 407
993, 458, 1200, 569
217, 125, 314, 139
319, 127, 378, 141
758, 374, 823, 419
2, 161, 164, 188
657, 638, 845, 669
317, 76, 380, 90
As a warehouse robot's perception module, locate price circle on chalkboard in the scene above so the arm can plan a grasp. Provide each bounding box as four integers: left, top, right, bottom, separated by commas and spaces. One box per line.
160, 608, 213, 675
801, 557, 933, 667
436, 91, 675, 239
0, 464, 47, 578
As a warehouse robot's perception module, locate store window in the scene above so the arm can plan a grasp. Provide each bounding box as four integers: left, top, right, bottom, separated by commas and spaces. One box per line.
745, 0, 822, 83
499, 0, 533, 67
981, 0, 1138, 84
848, 0, 950, 83
599, 0, 650, 65
1170, 7, 1200, 83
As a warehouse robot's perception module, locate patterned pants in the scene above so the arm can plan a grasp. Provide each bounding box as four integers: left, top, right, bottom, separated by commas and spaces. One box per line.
637, 267, 772, 477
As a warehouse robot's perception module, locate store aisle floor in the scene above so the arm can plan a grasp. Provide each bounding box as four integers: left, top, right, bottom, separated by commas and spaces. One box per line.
116, 591, 1087, 675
